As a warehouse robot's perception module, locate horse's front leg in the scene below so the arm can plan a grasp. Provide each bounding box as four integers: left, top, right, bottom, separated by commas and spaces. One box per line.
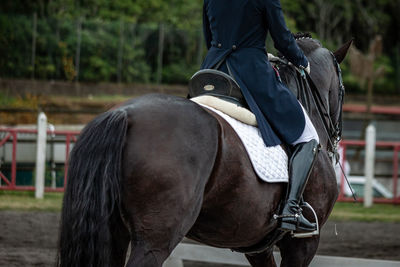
245, 249, 277, 267
277, 235, 320, 267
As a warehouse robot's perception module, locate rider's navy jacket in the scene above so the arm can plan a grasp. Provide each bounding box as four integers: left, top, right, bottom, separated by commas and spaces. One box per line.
201, 0, 308, 146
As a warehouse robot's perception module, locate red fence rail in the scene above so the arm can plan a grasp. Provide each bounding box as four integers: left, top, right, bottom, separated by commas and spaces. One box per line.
0, 128, 79, 192
343, 104, 400, 115
338, 140, 400, 204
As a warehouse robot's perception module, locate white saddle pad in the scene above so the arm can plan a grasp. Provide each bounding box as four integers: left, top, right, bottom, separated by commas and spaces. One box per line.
199, 104, 289, 183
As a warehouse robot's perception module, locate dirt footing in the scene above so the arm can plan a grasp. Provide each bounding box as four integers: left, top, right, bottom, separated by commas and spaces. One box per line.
0, 211, 399, 267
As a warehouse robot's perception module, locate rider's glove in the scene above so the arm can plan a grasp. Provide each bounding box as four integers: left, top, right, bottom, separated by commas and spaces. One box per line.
305, 62, 310, 75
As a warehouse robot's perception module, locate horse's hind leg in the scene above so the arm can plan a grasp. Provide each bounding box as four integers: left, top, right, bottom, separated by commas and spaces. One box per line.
277, 235, 320, 267
110, 207, 131, 266
123, 193, 204, 267
121, 161, 208, 267
245, 249, 277, 267
120, 160, 211, 266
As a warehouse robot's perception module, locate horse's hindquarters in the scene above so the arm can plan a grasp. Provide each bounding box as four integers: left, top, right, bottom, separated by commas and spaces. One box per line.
119, 94, 220, 265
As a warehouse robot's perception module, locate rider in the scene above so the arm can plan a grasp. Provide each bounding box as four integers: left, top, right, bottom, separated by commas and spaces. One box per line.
201, 0, 319, 233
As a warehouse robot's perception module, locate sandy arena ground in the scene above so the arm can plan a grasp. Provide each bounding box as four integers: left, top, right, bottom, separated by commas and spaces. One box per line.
0, 211, 399, 266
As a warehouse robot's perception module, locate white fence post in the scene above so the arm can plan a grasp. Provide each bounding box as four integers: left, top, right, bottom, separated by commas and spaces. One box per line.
35, 112, 47, 199
364, 124, 376, 207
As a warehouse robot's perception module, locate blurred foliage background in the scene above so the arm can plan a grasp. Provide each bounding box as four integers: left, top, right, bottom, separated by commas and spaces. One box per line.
0, 0, 399, 94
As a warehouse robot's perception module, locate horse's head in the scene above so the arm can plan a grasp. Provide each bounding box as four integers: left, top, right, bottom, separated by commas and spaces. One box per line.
280, 34, 352, 156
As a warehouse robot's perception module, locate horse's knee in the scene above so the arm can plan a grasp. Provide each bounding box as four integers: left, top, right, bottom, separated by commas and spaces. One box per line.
245, 249, 277, 267
277, 235, 320, 267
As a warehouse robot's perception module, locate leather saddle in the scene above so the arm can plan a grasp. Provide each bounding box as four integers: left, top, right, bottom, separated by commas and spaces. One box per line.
188, 69, 247, 107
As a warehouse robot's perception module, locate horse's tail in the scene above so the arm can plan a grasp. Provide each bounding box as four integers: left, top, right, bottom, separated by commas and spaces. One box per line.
57, 109, 128, 267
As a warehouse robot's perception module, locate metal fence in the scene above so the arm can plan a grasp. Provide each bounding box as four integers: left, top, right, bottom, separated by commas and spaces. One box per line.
338, 139, 400, 204
0, 128, 79, 192
1, 126, 399, 205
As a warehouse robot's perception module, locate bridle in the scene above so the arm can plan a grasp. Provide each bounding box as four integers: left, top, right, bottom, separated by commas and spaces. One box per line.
304, 52, 345, 162
330, 52, 346, 159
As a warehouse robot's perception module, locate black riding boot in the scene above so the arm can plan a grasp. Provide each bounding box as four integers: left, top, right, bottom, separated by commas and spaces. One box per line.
279, 139, 319, 232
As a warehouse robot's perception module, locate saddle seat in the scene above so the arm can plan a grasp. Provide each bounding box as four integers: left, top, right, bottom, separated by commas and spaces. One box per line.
189, 69, 257, 126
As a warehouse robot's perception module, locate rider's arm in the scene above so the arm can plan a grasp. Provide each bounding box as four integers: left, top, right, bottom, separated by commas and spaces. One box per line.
203, 1, 212, 50
263, 0, 308, 69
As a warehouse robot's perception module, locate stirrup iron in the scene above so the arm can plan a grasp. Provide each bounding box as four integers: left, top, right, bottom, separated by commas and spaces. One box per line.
273, 202, 319, 238
292, 202, 319, 238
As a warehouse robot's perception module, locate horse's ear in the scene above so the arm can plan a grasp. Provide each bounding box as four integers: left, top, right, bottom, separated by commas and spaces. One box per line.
333, 39, 353, 64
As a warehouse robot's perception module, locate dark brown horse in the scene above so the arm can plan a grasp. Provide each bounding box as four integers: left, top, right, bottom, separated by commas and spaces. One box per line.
57, 37, 351, 267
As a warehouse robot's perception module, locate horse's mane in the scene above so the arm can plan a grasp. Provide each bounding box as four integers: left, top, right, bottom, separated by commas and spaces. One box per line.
278, 32, 332, 114
293, 32, 322, 55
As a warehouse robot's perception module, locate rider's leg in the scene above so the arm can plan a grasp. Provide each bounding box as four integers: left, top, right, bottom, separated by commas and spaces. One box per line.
279, 105, 319, 232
